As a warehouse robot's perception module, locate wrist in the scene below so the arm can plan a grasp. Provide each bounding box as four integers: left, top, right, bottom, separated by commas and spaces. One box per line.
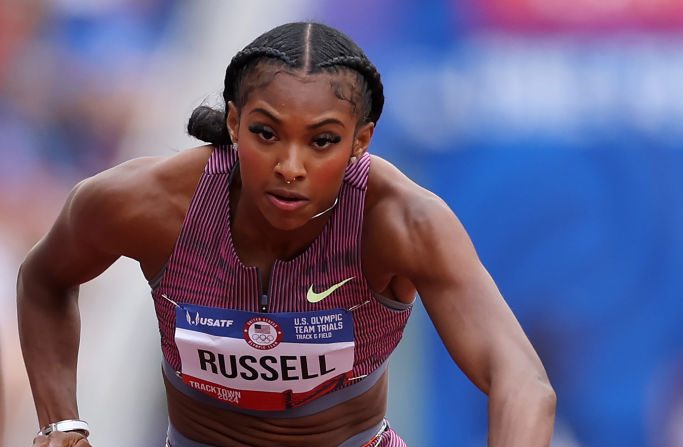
38, 419, 90, 437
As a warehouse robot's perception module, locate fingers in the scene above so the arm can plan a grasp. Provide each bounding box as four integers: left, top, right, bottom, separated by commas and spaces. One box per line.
32, 431, 91, 446
32, 434, 48, 446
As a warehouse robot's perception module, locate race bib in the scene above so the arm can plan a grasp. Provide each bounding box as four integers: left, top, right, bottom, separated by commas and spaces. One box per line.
174, 304, 355, 411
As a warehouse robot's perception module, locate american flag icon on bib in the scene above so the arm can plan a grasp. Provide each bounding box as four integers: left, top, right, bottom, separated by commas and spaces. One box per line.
254, 324, 271, 334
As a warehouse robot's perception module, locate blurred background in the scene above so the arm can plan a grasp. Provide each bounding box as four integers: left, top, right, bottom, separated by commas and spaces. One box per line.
1, 0, 682, 446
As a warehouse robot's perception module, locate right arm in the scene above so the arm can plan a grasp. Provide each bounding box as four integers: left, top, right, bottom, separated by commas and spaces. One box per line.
17, 178, 121, 443
18, 149, 208, 445
17, 170, 139, 445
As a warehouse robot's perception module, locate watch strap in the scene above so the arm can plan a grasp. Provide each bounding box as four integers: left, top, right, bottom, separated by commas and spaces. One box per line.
38, 419, 90, 437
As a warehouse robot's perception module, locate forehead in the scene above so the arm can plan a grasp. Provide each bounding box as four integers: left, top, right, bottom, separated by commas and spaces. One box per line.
242, 70, 358, 121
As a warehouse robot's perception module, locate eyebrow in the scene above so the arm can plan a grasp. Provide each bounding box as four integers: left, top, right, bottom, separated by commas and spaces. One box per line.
250, 108, 281, 124
249, 107, 346, 130
307, 118, 345, 130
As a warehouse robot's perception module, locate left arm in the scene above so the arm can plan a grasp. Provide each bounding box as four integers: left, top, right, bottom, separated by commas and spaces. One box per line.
399, 197, 556, 447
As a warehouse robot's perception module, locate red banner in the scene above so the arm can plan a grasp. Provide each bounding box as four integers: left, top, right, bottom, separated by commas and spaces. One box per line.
181, 371, 350, 411
477, 0, 683, 31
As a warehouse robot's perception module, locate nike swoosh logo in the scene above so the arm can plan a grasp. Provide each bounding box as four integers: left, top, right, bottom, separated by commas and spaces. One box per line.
306, 277, 354, 303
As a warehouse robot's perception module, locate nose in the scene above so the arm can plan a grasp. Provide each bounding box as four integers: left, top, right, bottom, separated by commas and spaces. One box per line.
274, 146, 306, 183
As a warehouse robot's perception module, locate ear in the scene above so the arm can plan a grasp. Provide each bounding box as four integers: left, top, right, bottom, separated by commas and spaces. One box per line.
226, 101, 240, 142
353, 121, 375, 158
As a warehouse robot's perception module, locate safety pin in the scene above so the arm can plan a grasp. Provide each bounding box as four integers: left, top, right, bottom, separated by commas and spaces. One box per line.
161, 294, 181, 309
347, 374, 368, 381
347, 300, 370, 312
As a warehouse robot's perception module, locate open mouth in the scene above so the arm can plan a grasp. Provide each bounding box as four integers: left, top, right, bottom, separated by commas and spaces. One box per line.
266, 191, 309, 211
269, 193, 303, 202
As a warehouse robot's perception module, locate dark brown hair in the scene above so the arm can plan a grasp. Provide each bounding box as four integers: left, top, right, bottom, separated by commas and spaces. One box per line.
187, 22, 384, 145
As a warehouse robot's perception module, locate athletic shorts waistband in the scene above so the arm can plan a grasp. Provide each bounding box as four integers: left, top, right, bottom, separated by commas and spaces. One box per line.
165, 419, 388, 447
162, 358, 388, 418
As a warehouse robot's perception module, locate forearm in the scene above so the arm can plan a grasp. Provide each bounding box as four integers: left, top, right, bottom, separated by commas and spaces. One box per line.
17, 262, 83, 427
487, 375, 556, 447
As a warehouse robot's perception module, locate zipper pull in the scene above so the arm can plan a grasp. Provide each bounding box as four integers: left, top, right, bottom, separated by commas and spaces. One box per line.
259, 294, 269, 313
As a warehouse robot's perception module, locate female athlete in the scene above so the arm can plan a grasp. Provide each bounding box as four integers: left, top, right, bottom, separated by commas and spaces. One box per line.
18, 22, 556, 447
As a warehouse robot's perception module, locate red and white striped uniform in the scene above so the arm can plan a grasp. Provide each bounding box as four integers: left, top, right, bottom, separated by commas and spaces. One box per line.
151, 146, 412, 405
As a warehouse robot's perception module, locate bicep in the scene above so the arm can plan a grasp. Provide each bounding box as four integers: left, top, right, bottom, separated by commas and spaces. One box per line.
408, 207, 544, 394
22, 180, 121, 289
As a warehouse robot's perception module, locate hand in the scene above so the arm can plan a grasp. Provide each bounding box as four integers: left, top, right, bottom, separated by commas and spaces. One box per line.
32, 431, 92, 446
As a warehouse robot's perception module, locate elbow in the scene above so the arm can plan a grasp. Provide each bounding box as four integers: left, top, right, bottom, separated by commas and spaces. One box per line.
17, 253, 56, 307
492, 371, 557, 416
514, 376, 557, 423
16, 260, 30, 303
535, 379, 557, 417
17, 254, 38, 294
520, 370, 556, 415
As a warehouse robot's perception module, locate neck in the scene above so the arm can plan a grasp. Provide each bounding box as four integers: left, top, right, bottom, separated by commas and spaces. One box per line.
230, 183, 332, 262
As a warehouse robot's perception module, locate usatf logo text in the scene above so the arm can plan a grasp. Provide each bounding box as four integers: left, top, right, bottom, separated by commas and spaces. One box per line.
186, 311, 234, 328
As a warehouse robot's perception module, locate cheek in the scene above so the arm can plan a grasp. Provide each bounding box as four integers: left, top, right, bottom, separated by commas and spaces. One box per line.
236, 156, 269, 196
308, 156, 348, 190
237, 146, 262, 168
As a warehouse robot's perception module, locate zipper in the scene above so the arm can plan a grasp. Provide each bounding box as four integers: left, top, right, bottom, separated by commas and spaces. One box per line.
256, 263, 276, 313
259, 292, 268, 313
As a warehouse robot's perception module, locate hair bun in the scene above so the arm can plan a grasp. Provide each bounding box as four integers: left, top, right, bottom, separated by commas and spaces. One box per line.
187, 106, 231, 145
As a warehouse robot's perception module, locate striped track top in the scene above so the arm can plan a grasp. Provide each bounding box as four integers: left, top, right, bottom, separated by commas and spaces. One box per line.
151, 146, 412, 399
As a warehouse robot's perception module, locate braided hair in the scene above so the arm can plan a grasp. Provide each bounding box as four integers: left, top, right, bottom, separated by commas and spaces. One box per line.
187, 22, 384, 145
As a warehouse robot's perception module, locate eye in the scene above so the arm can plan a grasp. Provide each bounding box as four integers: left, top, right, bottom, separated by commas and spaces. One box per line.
248, 124, 277, 142
312, 134, 342, 150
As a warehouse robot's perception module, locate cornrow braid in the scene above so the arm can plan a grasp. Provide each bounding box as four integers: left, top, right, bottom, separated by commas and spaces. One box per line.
186, 46, 296, 145
223, 46, 296, 106
229, 46, 296, 69
317, 55, 384, 125
187, 22, 385, 145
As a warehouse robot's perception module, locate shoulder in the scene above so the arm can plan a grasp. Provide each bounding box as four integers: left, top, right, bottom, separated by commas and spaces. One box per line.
74, 144, 213, 202
20, 145, 213, 286
366, 154, 455, 242
365, 155, 474, 278
66, 145, 213, 255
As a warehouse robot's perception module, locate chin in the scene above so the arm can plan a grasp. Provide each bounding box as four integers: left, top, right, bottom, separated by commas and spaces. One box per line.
263, 211, 310, 232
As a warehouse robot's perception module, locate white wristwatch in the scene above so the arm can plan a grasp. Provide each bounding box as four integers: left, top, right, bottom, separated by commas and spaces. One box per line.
38, 419, 90, 437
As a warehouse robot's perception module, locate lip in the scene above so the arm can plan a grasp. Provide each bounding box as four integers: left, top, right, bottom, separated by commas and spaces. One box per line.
266, 190, 309, 212
268, 189, 308, 200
